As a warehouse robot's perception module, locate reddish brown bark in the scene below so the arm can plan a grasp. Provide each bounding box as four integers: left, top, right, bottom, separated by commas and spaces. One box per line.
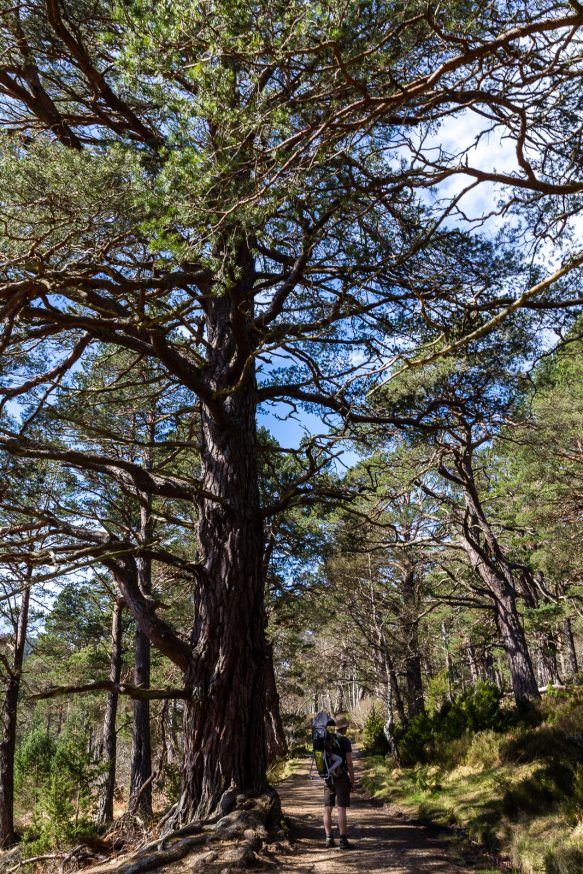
174, 284, 269, 822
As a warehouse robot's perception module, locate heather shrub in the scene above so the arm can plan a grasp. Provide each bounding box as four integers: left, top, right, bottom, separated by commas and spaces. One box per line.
465, 730, 503, 769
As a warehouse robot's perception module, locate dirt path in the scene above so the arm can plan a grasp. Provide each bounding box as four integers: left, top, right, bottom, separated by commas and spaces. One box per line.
275, 753, 497, 874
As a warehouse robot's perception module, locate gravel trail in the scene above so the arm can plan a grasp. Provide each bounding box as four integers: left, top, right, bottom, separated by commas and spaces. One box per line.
275, 753, 499, 874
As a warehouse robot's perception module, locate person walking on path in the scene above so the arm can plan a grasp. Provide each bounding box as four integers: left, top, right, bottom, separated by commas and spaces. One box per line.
323, 713, 355, 850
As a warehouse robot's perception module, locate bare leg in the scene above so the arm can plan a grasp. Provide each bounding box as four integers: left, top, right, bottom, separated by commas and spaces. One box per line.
338, 806, 347, 836
323, 805, 333, 836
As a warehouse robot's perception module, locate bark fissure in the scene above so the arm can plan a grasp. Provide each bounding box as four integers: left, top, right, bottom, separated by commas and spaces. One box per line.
176, 274, 269, 822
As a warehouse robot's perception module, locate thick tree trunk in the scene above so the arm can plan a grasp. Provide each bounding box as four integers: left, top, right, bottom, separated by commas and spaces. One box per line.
462, 538, 538, 701
448, 441, 540, 703
492, 581, 540, 700
405, 649, 424, 716
97, 598, 124, 827
175, 290, 268, 823
0, 574, 31, 847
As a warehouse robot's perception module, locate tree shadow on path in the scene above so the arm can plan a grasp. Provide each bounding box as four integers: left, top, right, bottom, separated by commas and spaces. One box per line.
275, 754, 499, 874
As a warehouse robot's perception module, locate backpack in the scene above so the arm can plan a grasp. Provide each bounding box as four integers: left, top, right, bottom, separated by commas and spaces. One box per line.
310, 711, 346, 780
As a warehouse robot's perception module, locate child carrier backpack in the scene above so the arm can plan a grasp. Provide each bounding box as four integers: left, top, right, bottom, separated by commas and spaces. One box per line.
310, 711, 345, 780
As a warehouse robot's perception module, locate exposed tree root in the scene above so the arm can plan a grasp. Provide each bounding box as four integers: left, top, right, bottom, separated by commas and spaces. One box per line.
86, 790, 285, 874
93, 833, 208, 873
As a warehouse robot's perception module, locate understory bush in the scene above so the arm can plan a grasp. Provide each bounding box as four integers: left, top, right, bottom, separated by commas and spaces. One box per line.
16, 720, 98, 853
397, 681, 506, 765
362, 702, 389, 755
464, 729, 504, 769
15, 728, 56, 806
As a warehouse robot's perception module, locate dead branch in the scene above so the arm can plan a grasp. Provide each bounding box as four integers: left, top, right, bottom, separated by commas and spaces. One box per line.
6, 854, 63, 874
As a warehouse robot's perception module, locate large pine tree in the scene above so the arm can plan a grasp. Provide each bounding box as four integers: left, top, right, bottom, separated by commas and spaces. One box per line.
0, 0, 582, 820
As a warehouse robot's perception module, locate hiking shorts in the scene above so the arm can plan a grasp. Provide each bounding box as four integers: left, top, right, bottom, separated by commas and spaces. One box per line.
323, 773, 351, 808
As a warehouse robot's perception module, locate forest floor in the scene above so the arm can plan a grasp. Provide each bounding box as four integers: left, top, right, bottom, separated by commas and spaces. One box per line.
0, 753, 508, 873
274, 752, 506, 874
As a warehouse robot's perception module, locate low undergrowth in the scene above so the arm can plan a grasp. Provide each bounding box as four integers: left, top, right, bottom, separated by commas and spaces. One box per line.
361, 685, 583, 874
267, 739, 310, 784
267, 757, 301, 784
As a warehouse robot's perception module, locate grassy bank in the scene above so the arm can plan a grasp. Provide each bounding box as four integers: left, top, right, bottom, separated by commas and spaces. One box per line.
361, 688, 583, 874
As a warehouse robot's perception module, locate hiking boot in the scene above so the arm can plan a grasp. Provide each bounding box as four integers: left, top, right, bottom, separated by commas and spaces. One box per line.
325, 836, 336, 849
339, 836, 354, 850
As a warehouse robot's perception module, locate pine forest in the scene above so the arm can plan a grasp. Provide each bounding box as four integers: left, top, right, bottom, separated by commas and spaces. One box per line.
0, 2, 582, 873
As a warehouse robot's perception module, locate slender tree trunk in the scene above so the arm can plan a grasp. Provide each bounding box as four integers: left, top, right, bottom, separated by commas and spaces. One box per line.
128, 499, 153, 817
0, 572, 31, 847
97, 598, 124, 827
128, 625, 152, 817
538, 632, 561, 687
482, 649, 497, 685
175, 287, 269, 823
441, 621, 455, 700
520, 569, 561, 688
380, 645, 406, 726
561, 618, 578, 678
467, 641, 479, 686
402, 566, 424, 717
168, 700, 180, 765
129, 412, 155, 818
382, 659, 401, 766
335, 651, 347, 714
264, 642, 287, 765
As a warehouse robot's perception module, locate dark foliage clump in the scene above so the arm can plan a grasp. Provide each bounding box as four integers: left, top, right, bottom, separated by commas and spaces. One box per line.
396, 682, 508, 765
362, 704, 389, 755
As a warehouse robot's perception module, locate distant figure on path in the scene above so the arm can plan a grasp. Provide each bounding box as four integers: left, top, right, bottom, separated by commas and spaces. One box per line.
322, 713, 355, 850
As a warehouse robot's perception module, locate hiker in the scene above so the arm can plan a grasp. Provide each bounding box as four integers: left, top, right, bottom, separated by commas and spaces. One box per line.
323, 714, 355, 850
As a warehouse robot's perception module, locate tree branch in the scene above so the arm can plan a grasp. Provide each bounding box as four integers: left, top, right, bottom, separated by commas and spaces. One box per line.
29, 680, 189, 701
